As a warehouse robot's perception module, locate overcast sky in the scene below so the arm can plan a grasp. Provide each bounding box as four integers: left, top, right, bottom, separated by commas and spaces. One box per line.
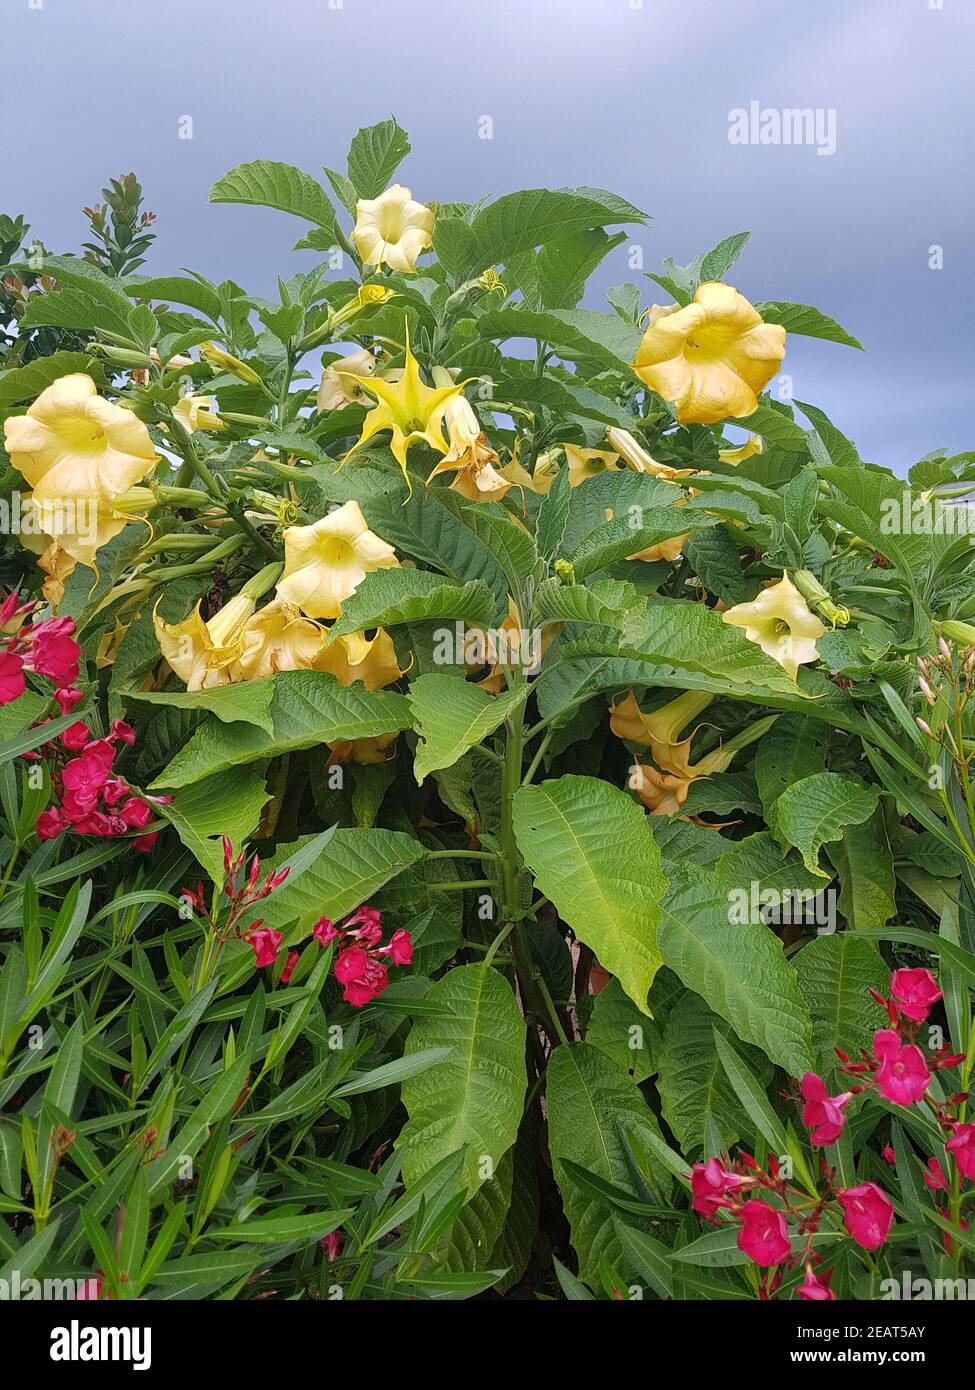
7, 0, 972, 472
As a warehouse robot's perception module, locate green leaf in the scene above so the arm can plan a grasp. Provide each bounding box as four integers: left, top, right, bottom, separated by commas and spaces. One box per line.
512, 774, 666, 1013
627, 597, 806, 695
127, 679, 275, 731
611, 1216, 672, 1299
794, 933, 890, 1077
470, 187, 646, 268
408, 676, 528, 782
206, 1210, 352, 1245
209, 160, 342, 236
566, 507, 710, 581
774, 772, 880, 877
657, 994, 772, 1156
826, 806, 896, 932
19, 287, 133, 339
257, 827, 427, 935
546, 1042, 667, 1285
733, 402, 808, 451
398, 964, 526, 1196
150, 672, 410, 788
756, 300, 864, 351
585, 977, 658, 1083
159, 767, 271, 881
0, 351, 97, 406
326, 569, 497, 639
477, 306, 642, 370
657, 867, 814, 1076
123, 274, 224, 322
347, 118, 411, 198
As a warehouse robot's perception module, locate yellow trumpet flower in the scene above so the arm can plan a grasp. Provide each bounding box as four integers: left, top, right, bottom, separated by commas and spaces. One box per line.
277, 500, 399, 620
632, 283, 786, 425
722, 573, 825, 681
237, 599, 326, 680
154, 593, 256, 691
343, 337, 464, 492
605, 427, 697, 481
172, 394, 225, 434
3, 373, 158, 568
428, 392, 510, 503
351, 184, 435, 273
316, 628, 403, 691
718, 435, 763, 466
317, 348, 380, 412
610, 689, 714, 764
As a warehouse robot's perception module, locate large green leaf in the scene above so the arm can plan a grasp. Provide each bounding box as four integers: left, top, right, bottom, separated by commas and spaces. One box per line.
159, 767, 271, 881
470, 187, 646, 270
128, 680, 275, 732
512, 775, 666, 1013
326, 570, 497, 639
347, 118, 410, 199
477, 306, 642, 370
150, 672, 410, 788
774, 772, 880, 877
566, 509, 713, 580
0, 351, 98, 406
755, 301, 864, 352
398, 964, 526, 1196
547, 1042, 668, 1285
826, 807, 896, 932
656, 993, 772, 1157
625, 598, 807, 695
753, 714, 828, 836
657, 867, 814, 1076
408, 676, 528, 782
794, 933, 890, 1077
257, 828, 427, 935
209, 160, 341, 232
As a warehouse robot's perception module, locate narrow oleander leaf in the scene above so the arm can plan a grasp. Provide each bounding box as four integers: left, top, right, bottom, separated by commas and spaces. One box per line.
398, 964, 526, 1197
512, 775, 666, 1014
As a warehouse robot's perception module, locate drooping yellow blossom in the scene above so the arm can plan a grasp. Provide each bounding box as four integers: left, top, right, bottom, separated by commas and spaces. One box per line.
605, 427, 697, 481
328, 732, 399, 767
317, 348, 380, 411
610, 689, 714, 771
632, 283, 786, 425
3, 373, 158, 568
237, 599, 325, 680
277, 500, 399, 620
722, 573, 825, 681
718, 435, 763, 466
627, 713, 778, 813
351, 184, 435, 273
172, 394, 224, 434
630, 762, 692, 816
428, 392, 510, 502
154, 593, 256, 691
343, 337, 463, 491
316, 628, 403, 690
563, 443, 619, 487
501, 451, 558, 495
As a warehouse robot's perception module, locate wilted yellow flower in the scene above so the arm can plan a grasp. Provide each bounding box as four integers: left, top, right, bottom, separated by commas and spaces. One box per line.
718, 435, 763, 466
428, 393, 510, 502
601, 505, 689, 565
722, 573, 825, 680
344, 337, 463, 491
172, 394, 224, 433
317, 348, 379, 411
630, 762, 692, 816
610, 689, 714, 767
632, 283, 786, 425
238, 599, 325, 680
316, 628, 403, 690
277, 500, 399, 620
327, 733, 398, 767
3, 373, 158, 568
154, 593, 256, 690
351, 184, 435, 273
605, 427, 696, 482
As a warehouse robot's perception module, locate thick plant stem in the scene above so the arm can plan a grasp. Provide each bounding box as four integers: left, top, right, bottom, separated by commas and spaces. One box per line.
497, 684, 562, 1046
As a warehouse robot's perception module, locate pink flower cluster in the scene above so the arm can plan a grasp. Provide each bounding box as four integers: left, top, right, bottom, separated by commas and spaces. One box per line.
181, 837, 291, 965
688, 966, 973, 1299
313, 907, 413, 1007
0, 591, 163, 852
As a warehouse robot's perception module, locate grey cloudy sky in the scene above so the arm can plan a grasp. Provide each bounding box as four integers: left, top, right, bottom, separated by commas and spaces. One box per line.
8, 0, 973, 472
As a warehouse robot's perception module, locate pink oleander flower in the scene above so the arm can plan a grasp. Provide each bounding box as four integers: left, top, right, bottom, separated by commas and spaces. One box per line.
321, 1229, 343, 1262
873, 1029, 931, 1106
881, 1145, 897, 1166
0, 649, 25, 704
924, 1156, 950, 1191
797, 1265, 835, 1301
345, 905, 383, 945
132, 833, 158, 853
381, 928, 413, 966
246, 927, 283, 968
54, 686, 84, 715
26, 617, 80, 686
280, 950, 299, 986
690, 1157, 743, 1218
341, 956, 388, 1008
120, 796, 152, 830
36, 807, 64, 840
313, 916, 340, 947
890, 967, 942, 1022
738, 1199, 792, 1266
946, 1123, 975, 1181
800, 1072, 852, 1145
60, 721, 90, 751
334, 944, 370, 986
838, 1182, 894, 1251
61, 749, 112, 802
